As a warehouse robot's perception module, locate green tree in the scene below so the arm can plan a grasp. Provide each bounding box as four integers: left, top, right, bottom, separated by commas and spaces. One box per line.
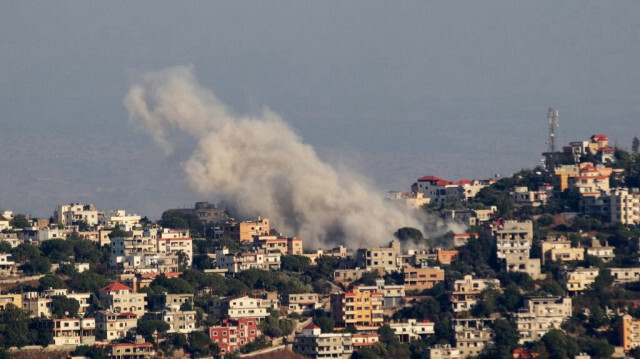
137, 318, 170, 338
479, 319, 519, 359
394, 227, 424, 244
0, 304, 30, 349
21, 256, 51, 274
39, 274, 66, 290
538, 329, 580, 359
9, 214, 30, 229
50, 296, 80, 318
188, 330, 213, 357
313, 317, 335, 333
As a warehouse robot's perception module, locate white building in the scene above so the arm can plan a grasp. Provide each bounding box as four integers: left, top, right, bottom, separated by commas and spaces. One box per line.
389, 319, 435, 342
209, 296, 273, 321
99, 210, 141, 231
214, 248, 281, 274
515, 296, 572, 344
54, 203, 100, 226
293, 324, 353, 359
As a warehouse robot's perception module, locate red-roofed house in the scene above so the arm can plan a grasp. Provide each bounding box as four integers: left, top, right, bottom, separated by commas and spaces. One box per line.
99, 282, 147, 318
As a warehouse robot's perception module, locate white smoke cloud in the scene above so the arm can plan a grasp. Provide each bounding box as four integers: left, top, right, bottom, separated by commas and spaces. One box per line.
124, 66, 424, 248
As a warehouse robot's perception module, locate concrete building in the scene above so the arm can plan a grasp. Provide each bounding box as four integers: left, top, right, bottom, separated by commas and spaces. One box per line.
293, 324, 353, 359
403, 266, 445, 292
385, 191, 431, 210
515, 296, 572, 344
412, 176, 495, 205
621, 314, 640, 352
562, 267, 599, 293
585, 237, 615, 262
252, 235, 303, 255
95, 311, 138, 341
218, 218, 270, 243
0, 253, 17, 276
214, 248, 281, 273
541, 236, 584, 265
162, 305, 197, 334
357, 279, 405, 308
333, 269, 367, 285
451, 275, 500, 312
453, 233, 478, 248
98, 337, 156, 359
99, 210, 141, 231
0, 294, 22, 310
610, 268, 640, 284
47, 317, 96, 346
355, 241, 402, 273
157, 229, 193, 267
170, 202, 229, 224
609, 188, 640, 225
493, 220, 533, 260
510, 186, 551, 207
286, 293, 322, 316
54, 203, 100, 226
426, 344, 461, 359
504, 253, 544, 280
330, 288, 384, 330
389, 319, 435, 342
453, 318, 494, 358
209, 318, 261, 355
443, 207, 498, 227
209, 296, 272, 321
99, 282, 147, 318
21, 289, 91, 318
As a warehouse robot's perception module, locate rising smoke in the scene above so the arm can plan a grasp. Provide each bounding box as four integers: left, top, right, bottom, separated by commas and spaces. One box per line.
124, 66, 425, 248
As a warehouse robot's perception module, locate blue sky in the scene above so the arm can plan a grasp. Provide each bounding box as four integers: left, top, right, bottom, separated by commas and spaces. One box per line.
1, 1, 639, 219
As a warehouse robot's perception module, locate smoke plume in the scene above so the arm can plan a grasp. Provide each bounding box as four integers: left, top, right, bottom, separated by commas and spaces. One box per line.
124, 66, 423, 248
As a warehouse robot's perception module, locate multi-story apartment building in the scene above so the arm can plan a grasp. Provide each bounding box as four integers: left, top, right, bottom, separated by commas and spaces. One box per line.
385, 191, 431, 210
0, 233, 22, 248
0, 294, 22, 310
252, 235, 303, 255
99, 210, 141, 231
53, 203, 100, 226
157, 228, 193, 267
452, 318, 494, 358
357, 279, 405, 308
214, 248, 281, 273
95, 311, 138, 341
209, 296, 272, 321
567, 164, 612, 197
515, 296, 572, 344
451, 275, 500, 312
621, 314, 640, 352
218, 218, 270, 242
209, 318, 261, 355
412, 176, 495, 204
99, 282, 147, 318
330, 288, 383, 330
169, 202, 229, 224
403, 266, 445, 291
163, 293, 194, 308
293, 324, 353, 359
162, 305, 197, 334
493, 220, 533, 260
503, 253, 544, 280
562, 267, 599, 293
286, 293, 322, 316
45, 317, 96, 346
22, 289, 91, 318
388, 319, 435, 342
610, 188, 640, 225
540, 236, 584, 265
355, 241, 402, 273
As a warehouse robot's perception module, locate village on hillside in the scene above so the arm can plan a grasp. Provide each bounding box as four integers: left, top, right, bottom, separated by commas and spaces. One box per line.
1, 133, 640, 359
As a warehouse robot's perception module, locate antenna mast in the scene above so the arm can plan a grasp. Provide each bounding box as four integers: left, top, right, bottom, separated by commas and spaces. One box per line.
547, 108, 559, 153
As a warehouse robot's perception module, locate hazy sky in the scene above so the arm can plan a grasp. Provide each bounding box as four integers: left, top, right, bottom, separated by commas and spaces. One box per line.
1, 1, 639, 219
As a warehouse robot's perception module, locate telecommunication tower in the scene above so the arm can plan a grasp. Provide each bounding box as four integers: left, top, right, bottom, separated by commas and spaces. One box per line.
546, 108, 559, 153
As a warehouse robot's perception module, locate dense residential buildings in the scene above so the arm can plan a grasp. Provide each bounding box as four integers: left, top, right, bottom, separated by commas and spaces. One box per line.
515, 296, 572, 344
357, 279, 405, 309
214, 248, 281, 273
96, 311, 138, 341
99, 283, 147, 318
355, 241, 402, 273
45, 317, 96, 346
540, 236, 584, 264
217, 218, 270, 242
53, 203, 100, 226
252, 235, 303, 255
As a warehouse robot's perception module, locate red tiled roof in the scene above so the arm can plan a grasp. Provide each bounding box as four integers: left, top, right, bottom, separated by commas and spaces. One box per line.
118, 312, 137, 317
599, 146, 615, 152
592, 134, 608, 141
456, 179, 472, 185
435, 180, 452, 186
100, 282, 133, 292
418, 175, 441, 181
304, 324, 321, 330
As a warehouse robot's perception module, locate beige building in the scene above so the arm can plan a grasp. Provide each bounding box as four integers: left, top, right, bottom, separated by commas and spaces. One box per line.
157, 228, 193, 267
427, 344, 461, 359
53, 203, 100, 226
355, 241, 402, 273
515, 296, 572, 344
504, 253, 544, 280
293, 324, 353, 359
610, 188, 640, 225
621, 314, 640, 352
493, 220, 533, 259
451, 275, 500, 312
286, 293, 322, 316
333, 268, 367, 285
22, 289, 91, 318
219, 218, 270, 243
95, 310, 138, 341
99, 282, 147, 318
541, 236, 584, 265
162, 306, 197, 334
453, 318, 494, 358
403, 266, 445, 291
585, 238, 615, 262
0, 253, 17, 276
357, 279, 405, 308
330, 288, 384, 330
253, 235, 303, 255
48, 317, 96, 346
0, 294, 22, 310
99, 337, 156, 359
510, 186, 551, 207
610, 267, 640, 284
214, 248, 281, 273
562, 267, 599, 293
